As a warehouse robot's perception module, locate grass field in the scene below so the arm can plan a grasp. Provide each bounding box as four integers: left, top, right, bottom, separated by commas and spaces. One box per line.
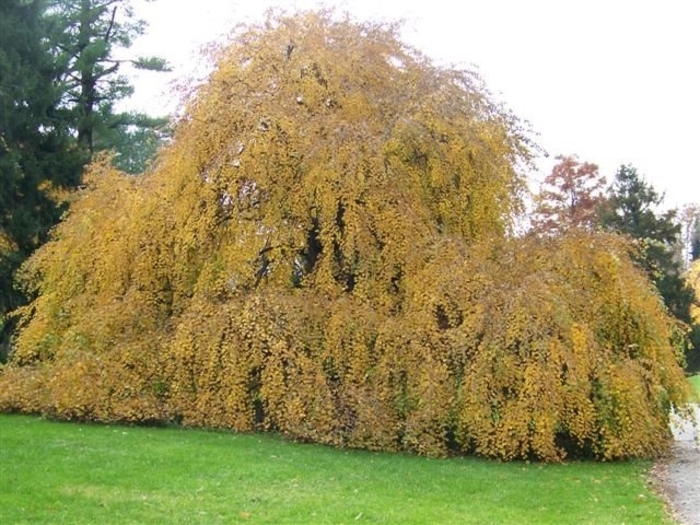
0, 414, 675, 524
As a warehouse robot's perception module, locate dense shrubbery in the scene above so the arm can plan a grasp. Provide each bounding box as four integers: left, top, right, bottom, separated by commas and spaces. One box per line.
0, 11, 692, 461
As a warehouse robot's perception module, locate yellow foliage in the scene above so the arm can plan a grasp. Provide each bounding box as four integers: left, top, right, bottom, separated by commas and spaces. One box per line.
0, 11, 691, 461
0, 230, 16, 254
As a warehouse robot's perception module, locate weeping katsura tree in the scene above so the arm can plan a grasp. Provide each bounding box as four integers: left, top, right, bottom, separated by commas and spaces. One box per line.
0, 10, 691, 461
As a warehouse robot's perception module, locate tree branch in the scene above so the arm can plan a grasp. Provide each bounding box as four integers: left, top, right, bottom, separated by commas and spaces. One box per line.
104, 5, 117, 42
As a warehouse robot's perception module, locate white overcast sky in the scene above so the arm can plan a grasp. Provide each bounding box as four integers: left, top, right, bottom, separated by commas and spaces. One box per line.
126, 0, 699, 209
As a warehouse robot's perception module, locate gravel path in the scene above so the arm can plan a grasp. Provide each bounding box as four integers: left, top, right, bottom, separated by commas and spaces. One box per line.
653, 405, 700, 525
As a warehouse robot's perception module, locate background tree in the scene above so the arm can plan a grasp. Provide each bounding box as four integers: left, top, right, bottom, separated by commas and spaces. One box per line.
681, 208, 700, 371
598, 164, 696, 368
0, 0, 83, 360
678, 204, 700, 267
45, 0, 170, 166
0, 10, 691, 461
532, 155, 605, 234
98, 111, 172, 174
684, 259, 700, 371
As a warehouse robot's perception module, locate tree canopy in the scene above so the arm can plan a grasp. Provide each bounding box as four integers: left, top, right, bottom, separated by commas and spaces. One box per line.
0, 10, 691, 461
533, 155, 605, 234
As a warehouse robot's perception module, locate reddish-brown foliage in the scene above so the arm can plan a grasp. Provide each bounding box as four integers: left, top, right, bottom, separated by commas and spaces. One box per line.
534, 155, 606, 234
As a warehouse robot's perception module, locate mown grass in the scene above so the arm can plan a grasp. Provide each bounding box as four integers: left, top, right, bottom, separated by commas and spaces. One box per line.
689, 374, 700, 398
0, 415, 675, 524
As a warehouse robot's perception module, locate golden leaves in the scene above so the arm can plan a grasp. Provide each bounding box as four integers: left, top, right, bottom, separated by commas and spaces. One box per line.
0, 11, 690, 463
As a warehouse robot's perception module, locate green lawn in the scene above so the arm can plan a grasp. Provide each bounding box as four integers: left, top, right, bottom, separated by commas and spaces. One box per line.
0, 415, 675, 525
689, 374, 700, 398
